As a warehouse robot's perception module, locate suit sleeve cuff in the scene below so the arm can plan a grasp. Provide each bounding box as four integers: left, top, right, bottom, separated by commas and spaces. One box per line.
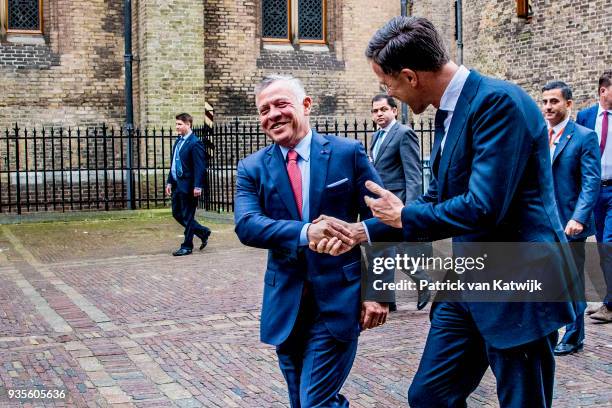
299, 223, 311, 246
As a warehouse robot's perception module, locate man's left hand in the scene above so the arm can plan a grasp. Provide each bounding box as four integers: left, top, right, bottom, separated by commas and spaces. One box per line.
565, 219, 584, 236
194, 187, 202, 197
360, 301, 389, 330
364, 181, 404, 228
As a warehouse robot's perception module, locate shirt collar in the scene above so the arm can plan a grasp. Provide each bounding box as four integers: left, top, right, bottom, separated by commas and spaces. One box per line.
381, 119, 396, 133
598, 104, 612, 116
279, 129, 312, 162
548, 115, 570, 135
181, 131, 193, 140
439, 65, 470, 113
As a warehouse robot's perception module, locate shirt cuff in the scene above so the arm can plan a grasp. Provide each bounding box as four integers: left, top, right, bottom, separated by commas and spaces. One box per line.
299, 223, 311, 246
194, 187, 202, 192
361, 221, 372, 245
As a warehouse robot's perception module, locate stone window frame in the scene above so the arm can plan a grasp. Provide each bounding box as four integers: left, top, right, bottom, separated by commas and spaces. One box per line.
262, 0, 327, 45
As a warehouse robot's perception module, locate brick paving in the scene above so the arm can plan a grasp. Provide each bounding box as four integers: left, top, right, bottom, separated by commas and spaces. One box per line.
0, 215, 610, 407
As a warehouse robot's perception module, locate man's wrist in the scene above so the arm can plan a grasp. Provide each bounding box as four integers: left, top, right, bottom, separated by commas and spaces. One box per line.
352, 222, 368, 244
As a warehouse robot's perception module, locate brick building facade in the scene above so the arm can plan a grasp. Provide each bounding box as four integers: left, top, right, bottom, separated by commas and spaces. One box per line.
0, 1, 610, 129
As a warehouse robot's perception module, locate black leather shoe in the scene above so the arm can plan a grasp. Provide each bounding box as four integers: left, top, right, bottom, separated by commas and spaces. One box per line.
554, 342, 583, 356
417, 286, 431, 310
172, 248, 192, 256
199, 230, 212, 250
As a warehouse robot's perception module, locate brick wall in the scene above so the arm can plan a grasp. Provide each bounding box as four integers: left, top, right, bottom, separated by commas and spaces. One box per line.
134, 0, 207, 127
204, 1, 400, 120
0, 0, 126, 130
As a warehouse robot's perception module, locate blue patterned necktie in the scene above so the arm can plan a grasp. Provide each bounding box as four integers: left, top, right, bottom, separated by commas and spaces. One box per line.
174, 138, 184, 178
372, 129, 386, 161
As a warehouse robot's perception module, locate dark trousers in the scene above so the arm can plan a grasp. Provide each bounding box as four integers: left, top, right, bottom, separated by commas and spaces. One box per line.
594, 185, 612, 308
408, 302, 558, 408
560, 240, 586, 345
171, 192, 210, 250
276, 295, 357, 408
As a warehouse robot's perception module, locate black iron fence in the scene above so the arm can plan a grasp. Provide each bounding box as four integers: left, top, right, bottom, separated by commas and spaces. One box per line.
0, 119, 435, 214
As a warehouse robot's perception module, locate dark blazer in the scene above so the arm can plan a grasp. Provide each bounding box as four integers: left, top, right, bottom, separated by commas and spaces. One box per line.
366, 70, 577, 349
551, 120, 601, 240
235, 131, 390, 346
166, 134, 207, 194
576, 104, 598, 131
371, 121, 422, 205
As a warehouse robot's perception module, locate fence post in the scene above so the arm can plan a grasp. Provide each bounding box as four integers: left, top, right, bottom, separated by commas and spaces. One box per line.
13, 124, 21, 215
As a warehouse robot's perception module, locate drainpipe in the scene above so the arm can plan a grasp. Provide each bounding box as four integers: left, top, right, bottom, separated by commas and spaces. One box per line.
455, 0, 463, 65
400, 0, 412, 124
124, 0, 135, 209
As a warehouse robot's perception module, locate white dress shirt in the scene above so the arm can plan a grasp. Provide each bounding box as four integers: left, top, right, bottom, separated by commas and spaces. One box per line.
595, 104, 612, 180
439, 65, 471, 152
547, 115, 570, 160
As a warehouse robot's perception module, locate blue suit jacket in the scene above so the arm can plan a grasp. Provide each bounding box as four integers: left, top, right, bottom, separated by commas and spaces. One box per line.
551, 120, 600, 240
166, 134, 207, 194
576, 104, 598, 131
234, 131, 389, 346
366, 71, 577, 348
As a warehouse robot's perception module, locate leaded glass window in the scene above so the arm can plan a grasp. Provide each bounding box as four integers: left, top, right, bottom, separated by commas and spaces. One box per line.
298, 0, 323, 41
7, 0, 42, 33
262, 0, 289, 40
262, 0, 325, 43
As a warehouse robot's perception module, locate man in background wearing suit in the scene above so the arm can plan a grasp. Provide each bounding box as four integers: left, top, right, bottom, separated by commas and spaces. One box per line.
165, 113, 211, 256
577, 70, 612, 323
369, 94, 431, 310
234, 75, 391, 407
541, 80, 600, 355
346, 16, 577, 407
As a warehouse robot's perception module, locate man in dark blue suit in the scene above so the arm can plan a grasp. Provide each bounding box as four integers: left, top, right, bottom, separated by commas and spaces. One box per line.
577, 70, 612, 323
346, 16, 578, 407
541, 81, 600, 355
165, 113, 211, 256
234, 75, 392, 407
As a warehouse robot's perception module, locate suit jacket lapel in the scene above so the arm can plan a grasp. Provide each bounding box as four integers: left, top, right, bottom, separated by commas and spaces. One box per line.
265, 144, 301, 220
374, 123, 396, 166
552, 121, 574, 163
437, 71, 481, 195
308, 131, 331, 221
588, 106, 597, 130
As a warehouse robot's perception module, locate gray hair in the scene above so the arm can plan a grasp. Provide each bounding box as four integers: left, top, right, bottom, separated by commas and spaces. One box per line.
254, 74, 306, 102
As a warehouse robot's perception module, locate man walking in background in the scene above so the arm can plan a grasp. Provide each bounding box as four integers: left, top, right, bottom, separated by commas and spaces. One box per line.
541, 80, 600, 355
577, 70, 612, 323
369, 94, 431, 310
165, 113, 211, 256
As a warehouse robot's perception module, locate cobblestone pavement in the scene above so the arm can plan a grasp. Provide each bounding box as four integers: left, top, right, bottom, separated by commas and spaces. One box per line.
0, 215, 610, 407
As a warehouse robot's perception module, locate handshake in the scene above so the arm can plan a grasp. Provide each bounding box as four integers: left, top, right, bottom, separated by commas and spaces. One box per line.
306, 180, 405, 255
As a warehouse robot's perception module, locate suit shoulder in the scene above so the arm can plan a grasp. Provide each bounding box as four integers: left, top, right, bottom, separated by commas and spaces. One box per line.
240, 144, 273, 167
573, 122, 598, 141
321, 134, 361, 149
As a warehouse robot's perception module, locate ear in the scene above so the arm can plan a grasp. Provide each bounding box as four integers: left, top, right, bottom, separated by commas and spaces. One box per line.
303, 96, 313, 115
399, 68, 418, 87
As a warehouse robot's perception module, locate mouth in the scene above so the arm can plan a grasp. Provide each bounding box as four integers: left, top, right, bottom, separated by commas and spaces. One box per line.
270, 122, 288, 130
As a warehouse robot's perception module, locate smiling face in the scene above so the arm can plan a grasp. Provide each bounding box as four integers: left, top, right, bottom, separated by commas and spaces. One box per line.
256, 80, 312, 148
542, 88, 572, 127
371, 62, 428, 115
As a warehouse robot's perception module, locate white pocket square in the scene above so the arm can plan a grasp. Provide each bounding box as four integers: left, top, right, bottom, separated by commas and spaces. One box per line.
326, 178, 349, 188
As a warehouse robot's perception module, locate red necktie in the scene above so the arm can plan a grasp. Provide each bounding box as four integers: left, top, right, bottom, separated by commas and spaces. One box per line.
286, 149, 302, 218
548, 128, 555, 147
601, 111, 609, 155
